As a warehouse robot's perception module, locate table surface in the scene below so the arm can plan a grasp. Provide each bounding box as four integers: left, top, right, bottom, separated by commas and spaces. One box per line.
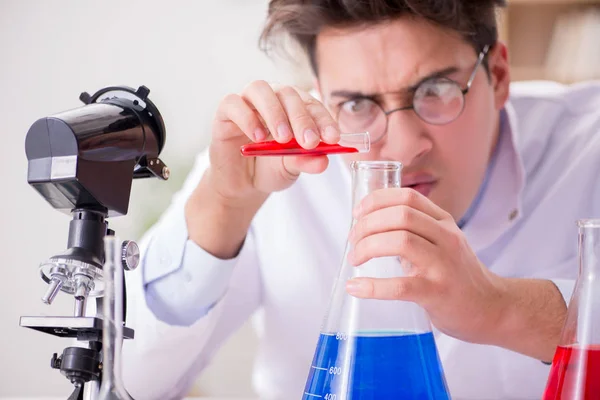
0, 396, 470, 400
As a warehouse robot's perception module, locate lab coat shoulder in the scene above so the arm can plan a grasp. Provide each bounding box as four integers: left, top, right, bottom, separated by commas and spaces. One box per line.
487, 81, 600, 284
508, 80, 600, 189
508, 80, 600, 143
509, 79, 600, 114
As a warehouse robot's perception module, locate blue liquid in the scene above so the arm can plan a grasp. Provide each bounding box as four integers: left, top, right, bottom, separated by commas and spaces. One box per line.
303, 331, 450, 400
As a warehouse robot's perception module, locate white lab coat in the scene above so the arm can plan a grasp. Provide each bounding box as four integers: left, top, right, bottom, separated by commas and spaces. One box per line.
121, 80, 600, 400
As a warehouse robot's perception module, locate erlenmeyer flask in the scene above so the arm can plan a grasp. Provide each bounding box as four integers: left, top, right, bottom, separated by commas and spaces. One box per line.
543, 219, 600, 399
303, 161, 450, 400
98, 235, 134, 400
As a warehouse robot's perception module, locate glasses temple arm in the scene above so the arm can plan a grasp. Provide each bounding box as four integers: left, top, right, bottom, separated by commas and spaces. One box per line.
464, 44, 491, 92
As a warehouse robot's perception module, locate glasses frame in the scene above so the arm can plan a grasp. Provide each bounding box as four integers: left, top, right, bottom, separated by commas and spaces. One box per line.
335, 44, 491, 143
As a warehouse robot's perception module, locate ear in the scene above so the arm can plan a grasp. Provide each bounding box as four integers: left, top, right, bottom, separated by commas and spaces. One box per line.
489, 41, 511, 111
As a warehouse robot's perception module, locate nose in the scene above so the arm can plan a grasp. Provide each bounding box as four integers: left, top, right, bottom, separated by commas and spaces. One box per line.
378, 111, 432, 167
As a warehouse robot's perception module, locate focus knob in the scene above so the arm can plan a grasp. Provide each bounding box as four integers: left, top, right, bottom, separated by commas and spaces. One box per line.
121, 240, 140, 271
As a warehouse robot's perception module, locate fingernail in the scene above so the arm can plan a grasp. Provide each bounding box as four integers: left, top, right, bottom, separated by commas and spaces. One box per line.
325, 126, 339, 141
277, 123, 292, 141
254, 127, 267, 142
304, 129, 318, 145
346, 279, 364, 296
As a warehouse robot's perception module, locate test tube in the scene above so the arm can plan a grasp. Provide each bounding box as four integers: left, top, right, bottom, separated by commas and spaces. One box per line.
240, 132, 370, 157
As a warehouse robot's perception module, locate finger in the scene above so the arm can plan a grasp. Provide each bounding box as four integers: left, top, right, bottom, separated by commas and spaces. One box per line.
215, 93, 268, 142
282, 155, 329, 176
350, 205, 441, 246
297, 92, 340, 144
253, 155, 330, 192
348, 230, 438, 267
241, 80, 293, 143
355, 187, 450, 221
276, 86, 321, 149
346, 276, 429, 301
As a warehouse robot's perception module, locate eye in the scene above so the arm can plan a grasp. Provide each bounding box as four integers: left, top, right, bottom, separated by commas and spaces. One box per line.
420, 81, 443, 98
417, 78, 460, 101
341, 98, 376, 115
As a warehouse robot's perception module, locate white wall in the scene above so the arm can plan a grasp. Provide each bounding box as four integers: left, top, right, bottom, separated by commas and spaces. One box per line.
0, 1, 304, 397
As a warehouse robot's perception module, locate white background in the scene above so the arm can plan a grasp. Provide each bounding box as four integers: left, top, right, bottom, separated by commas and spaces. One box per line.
0, 1, 307, 397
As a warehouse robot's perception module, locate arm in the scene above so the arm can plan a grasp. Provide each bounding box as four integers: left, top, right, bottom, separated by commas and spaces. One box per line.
484, 277, 568, 362
140, 150, 249, 326
121, 81, 341, 398
122, 230, 262, 400
121, 151, 263, 399
185, 166, 267, 260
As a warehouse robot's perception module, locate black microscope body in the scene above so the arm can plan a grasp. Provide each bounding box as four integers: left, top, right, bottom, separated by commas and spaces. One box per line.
20, 85, 169, 399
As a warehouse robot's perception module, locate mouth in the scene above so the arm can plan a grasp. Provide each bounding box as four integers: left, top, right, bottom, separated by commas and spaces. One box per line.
402, 175, 437, 197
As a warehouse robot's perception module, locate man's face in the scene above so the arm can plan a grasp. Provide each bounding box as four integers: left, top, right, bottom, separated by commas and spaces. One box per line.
315, 17, 509, 222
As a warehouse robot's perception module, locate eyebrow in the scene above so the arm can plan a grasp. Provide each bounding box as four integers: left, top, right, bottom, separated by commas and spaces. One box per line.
329, 66, 460, 100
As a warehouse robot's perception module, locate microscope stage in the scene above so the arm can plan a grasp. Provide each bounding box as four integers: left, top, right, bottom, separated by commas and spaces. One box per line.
19, 316, 134, 340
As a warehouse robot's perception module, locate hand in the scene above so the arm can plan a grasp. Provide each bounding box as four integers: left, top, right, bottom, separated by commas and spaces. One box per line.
345, 188, 507, 344
185, 81, 339, 259
207, 80, 340, 205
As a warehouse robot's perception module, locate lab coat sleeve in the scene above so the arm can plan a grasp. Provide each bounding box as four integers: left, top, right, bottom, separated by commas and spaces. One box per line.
121, 149, 263, 399
141, 168, 241, 326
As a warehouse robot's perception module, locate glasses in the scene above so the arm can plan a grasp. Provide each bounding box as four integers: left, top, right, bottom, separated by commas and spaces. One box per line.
335, 45, 490, 143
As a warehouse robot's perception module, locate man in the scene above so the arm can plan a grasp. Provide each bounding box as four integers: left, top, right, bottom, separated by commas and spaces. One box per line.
121, 1, 600, 399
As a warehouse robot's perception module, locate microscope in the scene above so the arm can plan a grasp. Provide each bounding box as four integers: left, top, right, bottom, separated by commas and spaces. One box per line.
19, 85, 169, 400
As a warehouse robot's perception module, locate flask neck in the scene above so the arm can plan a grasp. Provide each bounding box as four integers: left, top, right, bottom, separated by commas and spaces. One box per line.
579, 222, 600, 279
351, 161, 402, 209
560, 219, 600, 347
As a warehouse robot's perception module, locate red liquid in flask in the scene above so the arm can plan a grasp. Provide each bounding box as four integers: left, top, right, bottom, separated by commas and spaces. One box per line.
241, 138, 359, 157
543, 345, 600, 399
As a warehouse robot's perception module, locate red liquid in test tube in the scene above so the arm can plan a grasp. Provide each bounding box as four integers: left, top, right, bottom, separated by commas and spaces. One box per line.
240, 132, 370, 157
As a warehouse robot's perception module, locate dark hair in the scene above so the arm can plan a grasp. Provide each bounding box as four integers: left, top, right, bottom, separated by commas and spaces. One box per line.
260, 0, 506, 75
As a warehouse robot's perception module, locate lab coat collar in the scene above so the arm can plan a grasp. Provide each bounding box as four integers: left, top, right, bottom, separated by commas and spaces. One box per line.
461, 102, 526, 253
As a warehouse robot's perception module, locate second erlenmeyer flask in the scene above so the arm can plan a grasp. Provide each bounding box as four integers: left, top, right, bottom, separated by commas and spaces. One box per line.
303, 161, 450, 400
542, 219, 600, 399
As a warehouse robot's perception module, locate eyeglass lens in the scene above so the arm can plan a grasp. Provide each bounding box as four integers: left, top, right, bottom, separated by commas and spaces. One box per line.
337, 78, 466, 142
